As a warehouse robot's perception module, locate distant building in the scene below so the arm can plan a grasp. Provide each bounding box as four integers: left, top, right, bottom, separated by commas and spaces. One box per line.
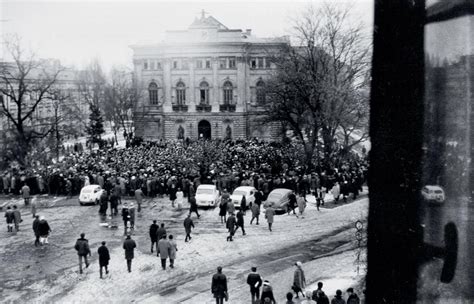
0, 59, 89, 137
131, 14, 289, 141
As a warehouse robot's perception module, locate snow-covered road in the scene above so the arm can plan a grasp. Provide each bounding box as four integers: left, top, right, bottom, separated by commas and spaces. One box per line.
1, 192, 367, 303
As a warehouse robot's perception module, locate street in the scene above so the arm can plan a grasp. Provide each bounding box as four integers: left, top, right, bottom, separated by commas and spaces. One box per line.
1, 193, 367, 303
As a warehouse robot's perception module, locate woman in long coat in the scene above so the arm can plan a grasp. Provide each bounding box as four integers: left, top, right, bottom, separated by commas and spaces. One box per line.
219, 200, 227, 224
168, 235, 178, 268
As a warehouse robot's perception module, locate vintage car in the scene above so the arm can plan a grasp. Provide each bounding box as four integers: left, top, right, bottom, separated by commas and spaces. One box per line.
195, 184, 220, 207
79, 185, 105, 205
231, 186, 256, 209
421, 185, 446, 204
264, 188, 293, 213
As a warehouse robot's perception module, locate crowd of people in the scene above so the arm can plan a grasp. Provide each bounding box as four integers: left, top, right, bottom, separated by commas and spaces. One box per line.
1, 139, 368, 205
3, 138, 368, 303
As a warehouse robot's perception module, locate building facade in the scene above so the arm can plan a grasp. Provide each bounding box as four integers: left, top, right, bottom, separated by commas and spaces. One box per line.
131, 14, 288, 141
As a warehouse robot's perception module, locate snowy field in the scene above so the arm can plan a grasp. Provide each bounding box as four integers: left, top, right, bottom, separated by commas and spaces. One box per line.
1, 191, 367, 303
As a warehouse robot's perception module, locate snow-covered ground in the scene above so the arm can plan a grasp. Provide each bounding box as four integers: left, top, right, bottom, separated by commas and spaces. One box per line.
9, 192, 367, 303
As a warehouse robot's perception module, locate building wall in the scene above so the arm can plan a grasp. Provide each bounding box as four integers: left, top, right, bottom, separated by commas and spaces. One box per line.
132, 16, 288, 141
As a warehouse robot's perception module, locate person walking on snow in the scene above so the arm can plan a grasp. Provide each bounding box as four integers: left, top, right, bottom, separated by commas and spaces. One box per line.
98, 241, 110, 279
219, 199, 227, 224
134, 187, 144, 212
250, 202, 260, 225
211, 266, 228, 304
234, 209, 246, 235
157, 234, 171, 270
265, 203, 275, 232
240, 195, 247, 215
226, 212, 237, 241
5, 206, 14, 232
247, 266, 263, 303
156, 223, 167, 250
123, 234, 136, 273
292, 261, 306, 298
184, 214, 195, 242
168, 234, 177, 268
288, 191, 298, 217
297, 193, 307, 218
331, 290, 346, 304
188, 195, 200, 218
38, 216, 51, 245
12, 205, 22, 231
21, 183, 31, 206
75, 233, 91, 274
32, 215, 40, 246
175, 188, 184, 210
260, 280, 276, 304
149, 220, 159, 253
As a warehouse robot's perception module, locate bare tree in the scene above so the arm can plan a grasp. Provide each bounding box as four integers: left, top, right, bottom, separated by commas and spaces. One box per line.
0, 36, 65, 165
264, 2, 371, 167
103, 67, 141, 144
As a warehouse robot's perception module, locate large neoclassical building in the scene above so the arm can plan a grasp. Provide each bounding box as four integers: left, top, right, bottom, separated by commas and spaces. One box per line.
131, 14, 289, 141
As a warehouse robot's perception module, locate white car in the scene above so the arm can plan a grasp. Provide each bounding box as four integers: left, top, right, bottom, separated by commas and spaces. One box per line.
231, 186, 256, 209
195, 184, 220, 207
421, 185, 446, 204
79, 185, 105, 205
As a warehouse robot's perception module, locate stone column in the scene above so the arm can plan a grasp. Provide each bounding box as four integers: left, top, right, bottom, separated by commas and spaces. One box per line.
212, 57, 219, 112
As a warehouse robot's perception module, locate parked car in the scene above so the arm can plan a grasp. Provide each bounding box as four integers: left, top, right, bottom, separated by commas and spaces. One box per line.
79, 185, 104, 205
195, 184, 220, 208
421, 185, 446, 204
264, 188, 293, 213
231, 186, 256, 209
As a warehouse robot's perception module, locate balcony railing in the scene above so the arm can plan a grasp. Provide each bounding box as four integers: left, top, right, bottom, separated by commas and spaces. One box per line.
219, 104, 236, 112
196, 104, 212, 112
172, 104, 188, 112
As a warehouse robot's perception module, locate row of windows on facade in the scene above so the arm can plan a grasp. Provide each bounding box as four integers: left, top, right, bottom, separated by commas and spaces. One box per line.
143, 57, 272, 71
148, 80, 266, 105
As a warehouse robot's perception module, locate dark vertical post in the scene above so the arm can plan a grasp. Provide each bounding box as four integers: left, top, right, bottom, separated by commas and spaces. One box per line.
367, 1, 425, 303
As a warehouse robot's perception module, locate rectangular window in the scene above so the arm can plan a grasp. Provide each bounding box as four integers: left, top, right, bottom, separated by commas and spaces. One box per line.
150, 61, 155, 70
224, 90, 233, 104
229, 57, 236, 69
196, 59, 203, 69
265, 58, 271, 68
251, 58, 257, 69
257, 58, 264, 68
144, 61, 148, 70
176, 90, 186, 105
206, 59, 211, 69
173, 60, 178, 69
200, 89, 208, 104
219, 58, 227, 69
157, 61, 162, 69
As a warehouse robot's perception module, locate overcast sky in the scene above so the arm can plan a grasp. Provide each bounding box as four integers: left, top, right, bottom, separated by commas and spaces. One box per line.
1, 0, 374, 72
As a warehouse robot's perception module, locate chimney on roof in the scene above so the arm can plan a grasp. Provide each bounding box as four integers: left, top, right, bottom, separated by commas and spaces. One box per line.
245, 29, 252, 35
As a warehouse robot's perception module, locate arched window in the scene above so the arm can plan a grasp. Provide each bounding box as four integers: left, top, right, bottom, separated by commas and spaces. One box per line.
176, 81, 186, 105
148, 82, 158, 105
223, 81, 233, 104
199, 81, 209, 104
256, 80, 266, 104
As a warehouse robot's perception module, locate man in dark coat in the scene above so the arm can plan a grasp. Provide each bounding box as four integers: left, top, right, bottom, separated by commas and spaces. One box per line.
122, 203, 130, 231
247, 266, 263, 303
287, 192, 298, 216
188, 195, 200, 218
156, 223, 167, 250
346, 288, 360, 304
37, 216, 51, 245
99, 191, 108, 217
32, 215, 40, 246
240, 195, 247, 215
149, 220, 159, 253
98, 241, 110, 279
234, 209, 246, 235
211, 266, 228, 304
74, 233, 91, 274
5, 206, 15, 232
123, 235, 136, 272
226, 213, 237, 242
183, 214, 195, 242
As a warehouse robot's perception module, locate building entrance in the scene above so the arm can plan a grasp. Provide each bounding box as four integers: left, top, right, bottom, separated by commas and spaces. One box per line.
198, 120, 211, 139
